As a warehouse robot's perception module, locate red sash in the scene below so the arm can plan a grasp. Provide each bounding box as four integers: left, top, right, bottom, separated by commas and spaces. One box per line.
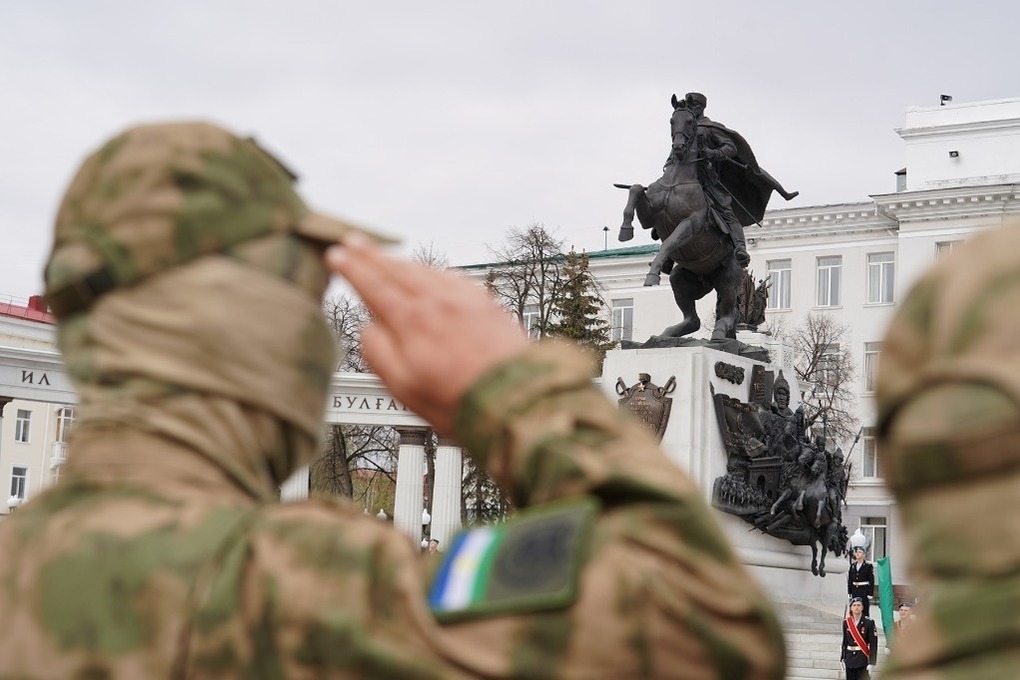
845, 616, 870, 660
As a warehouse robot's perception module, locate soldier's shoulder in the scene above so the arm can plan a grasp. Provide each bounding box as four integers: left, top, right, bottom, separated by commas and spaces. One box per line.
252, 498, 412, 555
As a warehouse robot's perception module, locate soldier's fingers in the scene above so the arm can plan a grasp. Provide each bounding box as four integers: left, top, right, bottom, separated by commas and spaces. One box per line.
327, 236, 450, 302
328, 239, 492, 342
359, 324, 413, 395
328, 251, 439, 342
359, 323, 453, 433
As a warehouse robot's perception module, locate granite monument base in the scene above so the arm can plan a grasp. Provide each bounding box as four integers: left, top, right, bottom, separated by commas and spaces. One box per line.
601, 344, 847, 606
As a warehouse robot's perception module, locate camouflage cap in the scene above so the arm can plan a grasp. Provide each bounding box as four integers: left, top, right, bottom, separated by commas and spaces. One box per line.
44, 121, 396, 317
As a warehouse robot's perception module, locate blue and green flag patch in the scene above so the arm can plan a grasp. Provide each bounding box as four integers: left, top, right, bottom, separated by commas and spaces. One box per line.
428, 498, 597, 621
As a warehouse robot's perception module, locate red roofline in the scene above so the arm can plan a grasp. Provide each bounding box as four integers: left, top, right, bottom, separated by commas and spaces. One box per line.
0, 296, 55, 324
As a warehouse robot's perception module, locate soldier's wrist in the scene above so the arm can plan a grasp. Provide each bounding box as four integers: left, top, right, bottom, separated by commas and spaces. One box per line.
454, 342, 597, 471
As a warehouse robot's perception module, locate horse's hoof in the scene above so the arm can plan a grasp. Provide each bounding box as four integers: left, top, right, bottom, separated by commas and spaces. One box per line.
818, 567, 826, 577
618, 227, 634, 242
643, 274, 661, 287
811, 565, 819, 576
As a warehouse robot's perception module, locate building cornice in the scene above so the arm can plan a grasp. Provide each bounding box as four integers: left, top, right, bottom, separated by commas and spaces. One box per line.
872, 184, 1020, 223
757, 202, 895, 241
896, 117, 1020, 140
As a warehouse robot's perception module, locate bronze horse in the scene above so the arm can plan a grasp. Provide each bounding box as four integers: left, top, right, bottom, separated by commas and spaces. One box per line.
616, 100, 743, 341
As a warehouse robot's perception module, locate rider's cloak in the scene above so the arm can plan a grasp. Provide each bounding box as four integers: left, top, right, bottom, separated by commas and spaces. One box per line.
701, 118, 796, 227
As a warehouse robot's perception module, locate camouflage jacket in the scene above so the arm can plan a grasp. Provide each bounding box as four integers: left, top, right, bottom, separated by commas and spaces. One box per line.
0, 343, 784, 679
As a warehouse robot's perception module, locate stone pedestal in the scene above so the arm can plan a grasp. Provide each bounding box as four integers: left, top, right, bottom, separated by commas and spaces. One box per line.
601, 345, 846, 605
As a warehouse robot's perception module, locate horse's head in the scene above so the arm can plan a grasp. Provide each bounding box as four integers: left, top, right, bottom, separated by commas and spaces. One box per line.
669, 103, 697, 161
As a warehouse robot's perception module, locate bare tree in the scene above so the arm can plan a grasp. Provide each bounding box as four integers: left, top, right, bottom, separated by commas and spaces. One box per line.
411, 241, 450, 269
323, 294, 371, 372
787, 312, 859, 445
312, 293, 398, 503
485, 224, 567, 338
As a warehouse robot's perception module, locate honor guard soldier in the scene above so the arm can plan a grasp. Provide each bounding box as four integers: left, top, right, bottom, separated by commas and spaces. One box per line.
841, 597, 878, 679
848, 545, 875, 618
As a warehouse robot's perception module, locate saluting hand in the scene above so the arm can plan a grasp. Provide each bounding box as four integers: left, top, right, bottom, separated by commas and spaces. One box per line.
326, 235, 529, 434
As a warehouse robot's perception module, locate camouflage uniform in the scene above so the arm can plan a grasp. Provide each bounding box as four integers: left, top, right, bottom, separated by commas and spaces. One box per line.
877, 223, 1020, 679
0, 122, 784, 679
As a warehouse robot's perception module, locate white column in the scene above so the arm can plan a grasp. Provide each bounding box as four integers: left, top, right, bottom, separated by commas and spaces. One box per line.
393, 427, 427, 544
429, 435, 463, 551
279, 465, 310, 502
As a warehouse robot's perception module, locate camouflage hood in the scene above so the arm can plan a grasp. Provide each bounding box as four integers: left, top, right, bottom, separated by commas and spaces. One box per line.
44, 122, 386, 499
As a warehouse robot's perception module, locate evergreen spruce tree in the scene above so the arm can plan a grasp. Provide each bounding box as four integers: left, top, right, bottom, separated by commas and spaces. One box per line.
545, 250, 616, 365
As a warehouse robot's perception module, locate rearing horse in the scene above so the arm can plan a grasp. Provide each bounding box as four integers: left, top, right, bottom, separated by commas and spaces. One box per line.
616, 102, 743, 341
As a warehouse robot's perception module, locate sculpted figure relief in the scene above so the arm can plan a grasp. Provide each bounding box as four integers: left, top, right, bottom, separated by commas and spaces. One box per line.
712, 369, 848, 576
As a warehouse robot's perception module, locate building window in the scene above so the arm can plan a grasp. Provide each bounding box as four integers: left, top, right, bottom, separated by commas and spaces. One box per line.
862, 427, 880, 478
14, 409, 31, 444
935, 241, 961, 260
817, 343, 840, 386
767, 259, 792, 310
611, 298, 634, 343
861, 516, 887, 561
10, 466, 27, 500
863, 343, 882, 393
521, 304, 541, 340
866, 252, 895, 304
55, 407, 76, 444
816, 256, 842, 307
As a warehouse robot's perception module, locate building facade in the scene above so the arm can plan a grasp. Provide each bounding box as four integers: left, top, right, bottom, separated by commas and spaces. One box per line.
0, 297, 70, 515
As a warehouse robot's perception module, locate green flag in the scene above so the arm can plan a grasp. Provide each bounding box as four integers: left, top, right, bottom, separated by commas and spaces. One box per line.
877, 556, 895, 646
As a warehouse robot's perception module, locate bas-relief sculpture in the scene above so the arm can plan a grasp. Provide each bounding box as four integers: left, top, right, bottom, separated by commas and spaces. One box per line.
615, 92, 796, 347
736, 271, 770, 332
714, 362, 745, 385
711, 370, 848, 577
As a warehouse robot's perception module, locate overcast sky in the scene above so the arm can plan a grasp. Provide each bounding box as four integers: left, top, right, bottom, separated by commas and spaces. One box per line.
2, 1, 1018, 302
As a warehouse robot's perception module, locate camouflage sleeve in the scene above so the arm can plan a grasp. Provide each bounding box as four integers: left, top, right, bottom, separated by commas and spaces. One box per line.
453, 342, 785, 679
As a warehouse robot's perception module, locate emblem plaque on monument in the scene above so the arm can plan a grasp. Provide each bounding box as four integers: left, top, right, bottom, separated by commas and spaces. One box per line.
616, 373, 677, 442
748, 365, 774, 406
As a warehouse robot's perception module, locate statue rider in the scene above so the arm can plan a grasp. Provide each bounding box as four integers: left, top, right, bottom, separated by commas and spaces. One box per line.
667, 92, 798, 268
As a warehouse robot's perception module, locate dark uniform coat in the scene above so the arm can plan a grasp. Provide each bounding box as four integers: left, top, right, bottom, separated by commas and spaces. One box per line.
841, 615, 878, 678
848, 561, 875, 617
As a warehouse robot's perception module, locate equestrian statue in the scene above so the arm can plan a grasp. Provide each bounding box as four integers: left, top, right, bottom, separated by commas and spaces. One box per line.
616, 92, 798, 341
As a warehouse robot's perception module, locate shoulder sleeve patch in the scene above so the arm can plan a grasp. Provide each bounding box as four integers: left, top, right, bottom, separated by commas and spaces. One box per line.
428, 498, 598, 622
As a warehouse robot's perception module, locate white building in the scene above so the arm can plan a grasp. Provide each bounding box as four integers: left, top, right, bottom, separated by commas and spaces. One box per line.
582, 96, 1020, 586
0, 297, 72, 515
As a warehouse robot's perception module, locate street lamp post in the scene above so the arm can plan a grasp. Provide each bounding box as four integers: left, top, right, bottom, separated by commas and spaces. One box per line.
420, 508, 432, 550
